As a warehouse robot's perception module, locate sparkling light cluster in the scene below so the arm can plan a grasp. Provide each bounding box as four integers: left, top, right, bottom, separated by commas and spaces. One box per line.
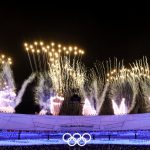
24, 41, 84, 72
0, 54, 12, 65
0, 52, 36, 114
0, 53, 16, 113
24, 41, 86, 115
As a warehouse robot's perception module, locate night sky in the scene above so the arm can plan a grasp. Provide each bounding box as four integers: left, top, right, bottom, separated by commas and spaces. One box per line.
0, 3, 150, 113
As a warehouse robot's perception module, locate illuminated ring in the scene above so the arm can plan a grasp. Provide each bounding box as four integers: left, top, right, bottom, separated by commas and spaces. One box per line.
73, 133, 88, 146
82, 133, 91, 142
77, 137, 87, 146
73, 133, 82, 141
62, 133, 91, 146
67, 136, 76, 146
62, 133, 72, 142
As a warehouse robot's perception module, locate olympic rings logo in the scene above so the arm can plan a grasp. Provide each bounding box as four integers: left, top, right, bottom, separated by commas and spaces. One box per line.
62, 133, 91, 146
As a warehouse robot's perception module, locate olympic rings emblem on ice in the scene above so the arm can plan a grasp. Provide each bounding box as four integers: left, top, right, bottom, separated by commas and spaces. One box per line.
62, 133, 91, 146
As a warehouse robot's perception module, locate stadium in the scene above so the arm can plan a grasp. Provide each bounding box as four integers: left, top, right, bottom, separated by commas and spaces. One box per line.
1, 48, 150, 150
1, 4, 150, 150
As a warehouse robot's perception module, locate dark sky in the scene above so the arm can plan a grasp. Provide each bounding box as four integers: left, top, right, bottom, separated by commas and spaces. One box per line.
0, 3, 150, 113
1, 3, 150, 83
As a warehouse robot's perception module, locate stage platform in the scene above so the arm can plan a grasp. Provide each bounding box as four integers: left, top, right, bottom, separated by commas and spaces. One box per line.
1, 113, 150, 146
0, 113, 150, 131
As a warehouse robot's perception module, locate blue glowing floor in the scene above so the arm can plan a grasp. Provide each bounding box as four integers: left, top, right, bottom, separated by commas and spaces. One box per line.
1, 113, 150, 146
1, 130, 150, 146
0, 138, 150, 146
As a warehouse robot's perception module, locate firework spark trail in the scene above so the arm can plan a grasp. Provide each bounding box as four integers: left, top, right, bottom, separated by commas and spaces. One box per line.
92, 62, 108, 113
24, 41, 84, 72
0, 54, 16, 113
82, 97, 97, 115
107, 60, 139, 114
34, 74, 45, 106
127, 70, 139, 113
36, 74, 53, 115
27, 52, 34, 72
48, 58, 64, 96
93, 62, 111, 114
34, 49, 86, 115
83, 79, 98, 115
130, 56, 150, 112
15, 73, 36, 107
49, 57, 86, 99
2, 63, 15, 90
97, 82, 109, 114
45, 43, 85, 98
81, 79, 99, 115
70, 59, 86, 95
129, 59, 143, 112
24, 41, 49, 72
1, 63, 16, 109
36, 71, 65, 115
0, 53, 37, 113
106, 59, 129, 114
35, 73, 53, 114
32, 52, 38, 72
81, 61, 109, 115
112, 98, 128, 115
37, 50, 42, 72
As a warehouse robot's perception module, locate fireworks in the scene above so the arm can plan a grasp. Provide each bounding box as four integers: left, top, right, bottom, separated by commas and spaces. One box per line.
23, 40, 150, 116
49, 58, 86, 97
18, 41, 150, 115
2, 39, 150, 116
82, 98, 97, 115
0, 52, 35, 113
24, 41, 85, 72
80, 61, 109, 115
25, 41, 86, 115
107, 61, 139, 114
0, 54, 12, 65
130, 57, 150, 112
0, 53, 16, 113
112, 98, 127, 115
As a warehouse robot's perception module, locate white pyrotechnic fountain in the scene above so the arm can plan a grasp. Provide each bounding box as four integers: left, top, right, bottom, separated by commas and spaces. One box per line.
0, 53, 35, 113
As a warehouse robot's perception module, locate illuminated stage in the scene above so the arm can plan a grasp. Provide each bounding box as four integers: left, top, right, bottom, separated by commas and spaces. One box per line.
1, 113, 150, 146
1, 113, 150, 131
